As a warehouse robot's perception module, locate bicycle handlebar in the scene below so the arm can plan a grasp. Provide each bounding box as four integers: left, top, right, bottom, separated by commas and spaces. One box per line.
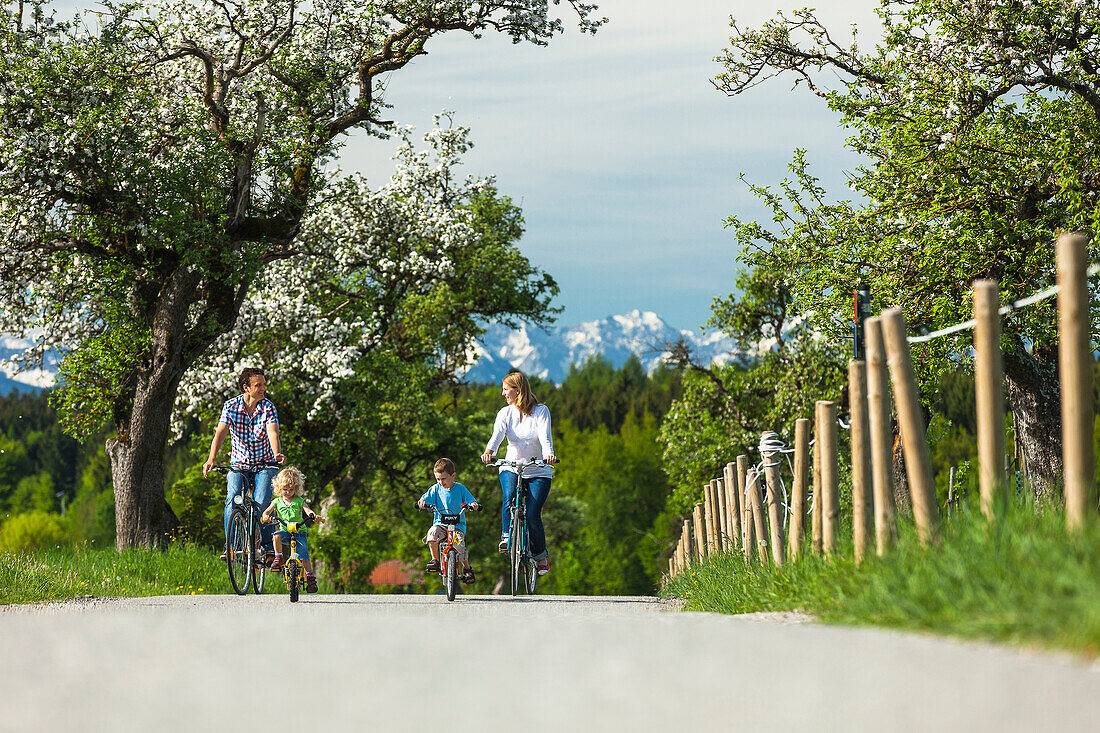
210, 460, 282, 475
416, 502, 480, 516
264, 513, 324, 531
487, 458, 554, 469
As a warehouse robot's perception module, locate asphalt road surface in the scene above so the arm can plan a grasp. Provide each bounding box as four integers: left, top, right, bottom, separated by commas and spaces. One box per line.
4, 593, 1099, 732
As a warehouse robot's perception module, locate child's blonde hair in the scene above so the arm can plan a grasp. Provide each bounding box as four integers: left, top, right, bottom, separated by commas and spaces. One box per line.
273, 466, 305, 498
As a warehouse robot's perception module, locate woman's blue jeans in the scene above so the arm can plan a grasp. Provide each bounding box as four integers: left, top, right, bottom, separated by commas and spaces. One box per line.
499, 471, 551, 561
223, 467, 278, 552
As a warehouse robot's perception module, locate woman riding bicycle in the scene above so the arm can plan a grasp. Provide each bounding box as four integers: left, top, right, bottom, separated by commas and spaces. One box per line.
481, 370, 558, 576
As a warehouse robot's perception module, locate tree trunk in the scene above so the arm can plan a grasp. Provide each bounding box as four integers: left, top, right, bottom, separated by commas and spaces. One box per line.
108, 266, 204, 549
1003, 343, 1062, 500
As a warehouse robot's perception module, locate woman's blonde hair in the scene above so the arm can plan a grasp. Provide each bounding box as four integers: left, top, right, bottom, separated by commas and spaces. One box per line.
273, 466, 306, 499
503, 371, 538, 417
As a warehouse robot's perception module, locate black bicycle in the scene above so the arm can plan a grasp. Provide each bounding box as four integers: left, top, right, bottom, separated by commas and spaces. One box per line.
490, 458, 548, 596
212, 461, 280, 595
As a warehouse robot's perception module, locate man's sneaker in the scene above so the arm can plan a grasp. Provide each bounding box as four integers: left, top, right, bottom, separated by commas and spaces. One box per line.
306, 574, 318, 593
270, 554, 284, 572
536, 558, 550, 576
426, 558, 440, 573
498, 534, 508, 553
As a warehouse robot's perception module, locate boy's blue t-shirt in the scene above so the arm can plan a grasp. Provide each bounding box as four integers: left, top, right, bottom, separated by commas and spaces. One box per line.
419, 482, 477, 533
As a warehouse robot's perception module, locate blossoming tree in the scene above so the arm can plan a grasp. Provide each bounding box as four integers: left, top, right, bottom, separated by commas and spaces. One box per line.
0, 0, 601, 548
713, 0, 1100, 496
176, 115, 558, 514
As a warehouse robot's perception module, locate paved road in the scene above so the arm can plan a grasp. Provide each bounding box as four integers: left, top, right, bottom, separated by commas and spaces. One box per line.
4, 594, 1099, 732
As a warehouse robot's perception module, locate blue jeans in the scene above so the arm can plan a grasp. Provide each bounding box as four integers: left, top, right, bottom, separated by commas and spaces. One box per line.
274, 530, 309, 564
499, 472, 551, 561
223, 467, 278, 552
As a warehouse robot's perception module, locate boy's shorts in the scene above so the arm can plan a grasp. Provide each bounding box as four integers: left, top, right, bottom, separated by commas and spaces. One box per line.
274, 530, 309, 564
424, 525, 468, 563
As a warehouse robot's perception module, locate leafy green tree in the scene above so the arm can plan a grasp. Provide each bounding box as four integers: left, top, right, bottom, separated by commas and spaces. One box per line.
546, 412, 672, 595
659, 266, 847, 512
714, 0, 1100, 496
0, 0, 604, 548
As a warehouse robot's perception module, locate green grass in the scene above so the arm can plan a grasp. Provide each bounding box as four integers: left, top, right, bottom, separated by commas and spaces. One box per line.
662, 501, 1100, 655
0, 543, 227, 604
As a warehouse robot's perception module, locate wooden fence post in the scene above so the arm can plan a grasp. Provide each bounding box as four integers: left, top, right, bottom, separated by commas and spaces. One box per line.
850, 361, 872, 563
788, 418, 810, 559
746, 466, 769, 563
881, 307, 940, 544
812, 418, 823, 555
762, 434, 785, 566
737, 455, 754, 563
1057, 233, 1096, 531
715, 477, 729, 551
709, 480, 722, 553
724, 461, 742, 551
693, 503, 706, 560
973, 279, 1006, 519
702, 483, 716, 555
677, 517, 686, 567
865, 316, 897, 555
817, 401, 840, 554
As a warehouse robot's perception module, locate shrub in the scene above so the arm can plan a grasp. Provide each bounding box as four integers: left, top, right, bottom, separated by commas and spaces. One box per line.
0, 511, 67, 552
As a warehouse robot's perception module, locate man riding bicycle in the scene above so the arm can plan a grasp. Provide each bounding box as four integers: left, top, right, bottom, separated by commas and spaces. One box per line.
202, 367, 287, 563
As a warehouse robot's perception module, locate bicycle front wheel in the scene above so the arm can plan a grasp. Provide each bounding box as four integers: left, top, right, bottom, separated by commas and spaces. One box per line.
445, 549, 458, 602
509, 508, 523, 596
288, 560, 300, 603
226, 509, 251, 595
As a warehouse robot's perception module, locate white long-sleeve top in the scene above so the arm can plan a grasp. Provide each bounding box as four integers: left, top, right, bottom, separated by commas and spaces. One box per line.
485, 403, 555, 479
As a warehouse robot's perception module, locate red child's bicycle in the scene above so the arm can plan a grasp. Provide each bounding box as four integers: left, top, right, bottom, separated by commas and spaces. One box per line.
419, 503, 477, 601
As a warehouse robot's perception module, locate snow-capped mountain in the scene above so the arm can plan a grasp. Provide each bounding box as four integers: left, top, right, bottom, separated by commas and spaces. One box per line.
465, 310, 738, 384
0, 311, 739, 393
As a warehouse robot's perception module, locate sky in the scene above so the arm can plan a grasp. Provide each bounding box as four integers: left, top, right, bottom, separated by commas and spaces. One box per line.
342, 0, 880, 332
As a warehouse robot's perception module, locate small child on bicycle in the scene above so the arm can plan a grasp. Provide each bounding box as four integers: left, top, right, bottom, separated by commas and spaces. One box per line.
261, 466, 320, 593
417, 457, 480, 584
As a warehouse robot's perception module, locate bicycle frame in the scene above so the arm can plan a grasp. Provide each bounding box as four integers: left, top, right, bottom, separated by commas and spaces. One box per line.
214, 461, 279, 595
491, 458, 544, 595
419, 504, 470, 602
266, 513, 321, 603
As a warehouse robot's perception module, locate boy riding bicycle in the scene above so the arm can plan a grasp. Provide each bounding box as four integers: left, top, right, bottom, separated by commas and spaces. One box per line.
261, 466, 320, 594
417, 458, 480, 584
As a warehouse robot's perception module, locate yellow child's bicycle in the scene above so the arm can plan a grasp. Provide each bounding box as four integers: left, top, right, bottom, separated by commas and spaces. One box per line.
264, 513, 324, 602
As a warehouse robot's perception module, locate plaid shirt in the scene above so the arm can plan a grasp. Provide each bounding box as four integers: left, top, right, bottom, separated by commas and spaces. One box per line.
218, 395, 280, 465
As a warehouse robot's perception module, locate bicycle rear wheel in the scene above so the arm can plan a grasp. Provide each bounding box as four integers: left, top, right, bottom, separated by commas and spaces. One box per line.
226, 509, 251, 595
445, 549, 458, 601
509, 507, 523, 596
250, 512, 266, 595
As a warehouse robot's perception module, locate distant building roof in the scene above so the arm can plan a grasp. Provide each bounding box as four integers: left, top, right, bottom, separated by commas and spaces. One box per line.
369, 559, 421, 585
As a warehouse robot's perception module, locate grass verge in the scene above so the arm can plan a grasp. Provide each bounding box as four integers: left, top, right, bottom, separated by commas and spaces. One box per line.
0, 543, 227, 604
662, 501, 1100, 655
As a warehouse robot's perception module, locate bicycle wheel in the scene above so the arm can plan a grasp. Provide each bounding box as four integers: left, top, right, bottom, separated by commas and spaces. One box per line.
250, 512, 266, 595
524, 527, 537, 594
226, 509, 251, 595
445, 549, 458, 602
288, 560, 299, 603
509, 507, 523, 596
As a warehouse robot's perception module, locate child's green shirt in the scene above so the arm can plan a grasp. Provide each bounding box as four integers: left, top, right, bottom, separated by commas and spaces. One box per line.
271, 496, 306, 525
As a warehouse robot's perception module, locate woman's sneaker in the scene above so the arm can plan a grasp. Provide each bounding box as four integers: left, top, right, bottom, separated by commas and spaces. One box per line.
536, 558, 550, 576
270, 554, 284, 572
425, 558, 440, 573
